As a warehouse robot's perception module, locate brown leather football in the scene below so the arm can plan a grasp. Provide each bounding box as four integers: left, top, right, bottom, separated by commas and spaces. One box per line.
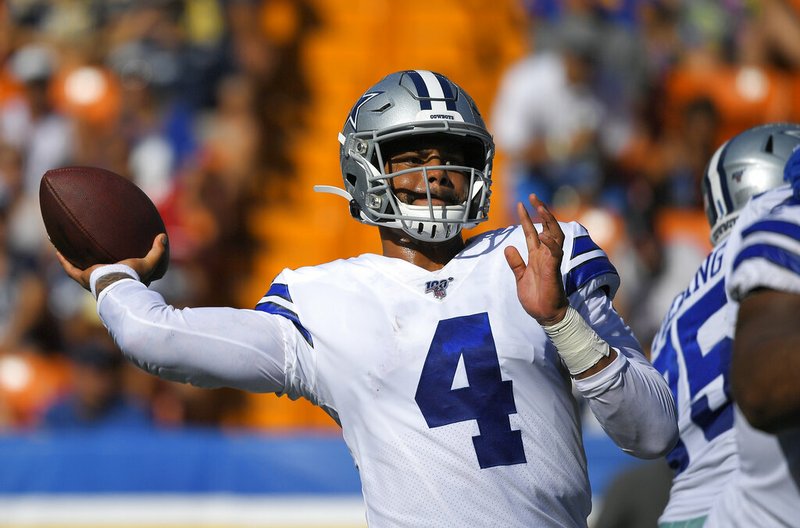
39, 166, 169, 281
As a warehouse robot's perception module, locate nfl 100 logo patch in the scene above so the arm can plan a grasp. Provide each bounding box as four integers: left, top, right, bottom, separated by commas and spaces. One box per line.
425, 277, 453, 299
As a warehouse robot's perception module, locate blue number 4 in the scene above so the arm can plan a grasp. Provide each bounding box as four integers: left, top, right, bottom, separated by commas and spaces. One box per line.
415, 313, 527, 469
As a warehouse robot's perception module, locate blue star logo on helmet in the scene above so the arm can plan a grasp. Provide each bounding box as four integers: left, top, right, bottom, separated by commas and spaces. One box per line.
348, 91, 383, 129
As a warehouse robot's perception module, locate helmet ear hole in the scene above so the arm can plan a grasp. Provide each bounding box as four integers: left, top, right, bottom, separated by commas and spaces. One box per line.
348, 200, 361, 219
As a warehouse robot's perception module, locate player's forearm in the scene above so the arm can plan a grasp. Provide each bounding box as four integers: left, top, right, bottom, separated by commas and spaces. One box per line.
576, 347, 678, 458
96, 278, 287, 394
572, 293, 678, 458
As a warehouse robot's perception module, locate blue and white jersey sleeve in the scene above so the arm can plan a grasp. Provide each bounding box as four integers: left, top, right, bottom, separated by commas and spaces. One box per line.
556, 222, 678, 459
726, 185, 800, 300
561, 223, 620, 302
96, 278, 289, 393
254, 271, 335, 418
255, 279, 314, 348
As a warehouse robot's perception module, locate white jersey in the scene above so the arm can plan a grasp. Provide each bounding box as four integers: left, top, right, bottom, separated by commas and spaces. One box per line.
650, 240, 738, 524
95, 223, 677, 528
707, 184, 800, 528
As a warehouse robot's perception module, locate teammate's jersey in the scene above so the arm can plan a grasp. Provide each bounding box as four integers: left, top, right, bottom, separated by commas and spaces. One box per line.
254, 223, 642, 527
650, 240, 738, 523
707, 184, 800, 528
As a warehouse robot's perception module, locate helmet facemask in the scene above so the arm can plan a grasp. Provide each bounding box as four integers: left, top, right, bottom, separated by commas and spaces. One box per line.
342, 123, 492, 242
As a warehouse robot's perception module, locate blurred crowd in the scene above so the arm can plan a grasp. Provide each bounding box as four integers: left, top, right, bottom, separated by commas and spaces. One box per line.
0, 0, 318, 430
494, 0, 800, 358
1, 0, 799, 433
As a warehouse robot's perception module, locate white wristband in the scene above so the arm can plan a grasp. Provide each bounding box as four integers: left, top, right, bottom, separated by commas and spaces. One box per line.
542, 306, 610, 376
89, 264, 140, 299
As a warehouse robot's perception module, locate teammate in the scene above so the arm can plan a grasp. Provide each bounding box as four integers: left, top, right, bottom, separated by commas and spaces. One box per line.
56, 70, 677, 527
650, 123, 800, 528
704, 144, 800, 527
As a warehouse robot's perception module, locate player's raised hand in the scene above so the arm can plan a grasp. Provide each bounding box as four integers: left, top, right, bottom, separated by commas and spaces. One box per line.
57, 234, 168, 292
504, 194, 569, 326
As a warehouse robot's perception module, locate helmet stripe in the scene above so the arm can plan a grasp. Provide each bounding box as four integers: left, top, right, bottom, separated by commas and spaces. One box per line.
716, 140, 735, 214
703, 172, 718, 227
417, 70, 447, 112
408, 70, 456, 113
432, 72, 458, 111
417, 70, 451, 113
405, 70, 432, 110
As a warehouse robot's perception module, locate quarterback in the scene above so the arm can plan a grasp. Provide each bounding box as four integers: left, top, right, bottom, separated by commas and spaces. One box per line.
58, 70, 677, 527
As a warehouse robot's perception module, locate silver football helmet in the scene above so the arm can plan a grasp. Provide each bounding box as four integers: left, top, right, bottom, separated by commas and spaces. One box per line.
315, 70, 494, 242
702, 123, 800, 246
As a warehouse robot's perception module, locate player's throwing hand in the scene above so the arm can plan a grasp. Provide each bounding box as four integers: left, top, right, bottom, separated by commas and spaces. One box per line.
504, 194, 569, 326
57, 234, 168, 293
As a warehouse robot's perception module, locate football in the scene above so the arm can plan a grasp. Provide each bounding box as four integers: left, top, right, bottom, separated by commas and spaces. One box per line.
39, 166, 169, 281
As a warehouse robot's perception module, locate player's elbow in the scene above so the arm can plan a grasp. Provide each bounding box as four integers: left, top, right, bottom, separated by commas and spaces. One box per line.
615, 411, 678, 459
618, 429, 677, 460
637, 420, 678, 459
636, 386, 679, 459
635, 402, 678, 458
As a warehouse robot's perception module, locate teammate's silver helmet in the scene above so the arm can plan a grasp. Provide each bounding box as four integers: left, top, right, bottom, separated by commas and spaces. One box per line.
316, 70, 494, 242
702, 123, 800, 246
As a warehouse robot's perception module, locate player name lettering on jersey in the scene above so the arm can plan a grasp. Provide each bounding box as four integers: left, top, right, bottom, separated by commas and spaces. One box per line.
655, 242, 726, 347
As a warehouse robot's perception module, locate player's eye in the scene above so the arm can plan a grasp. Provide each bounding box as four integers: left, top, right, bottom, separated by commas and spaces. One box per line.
391, 155, 426, 167
443, 155, 466, 166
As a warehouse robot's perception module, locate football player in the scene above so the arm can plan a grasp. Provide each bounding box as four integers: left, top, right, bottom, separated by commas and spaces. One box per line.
57, 70, 677, 527
650, 123, 800, 527
704, 136, 800, 527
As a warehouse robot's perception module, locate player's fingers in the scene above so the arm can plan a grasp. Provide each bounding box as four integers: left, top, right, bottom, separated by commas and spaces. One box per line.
143, 234, 168, 264
529, 194, 552, 226
56, 251, 81, 278
517, 200, 540, 249
530, 194, 564, 241
504, 246, 526, 283
538, 233, 563, 257
55, 251, 91, 289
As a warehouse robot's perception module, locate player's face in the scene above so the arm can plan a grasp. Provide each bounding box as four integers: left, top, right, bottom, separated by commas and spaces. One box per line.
383, 136, 472, 207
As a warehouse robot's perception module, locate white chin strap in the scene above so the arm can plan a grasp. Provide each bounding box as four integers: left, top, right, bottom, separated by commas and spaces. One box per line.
395, 202, 466, 242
